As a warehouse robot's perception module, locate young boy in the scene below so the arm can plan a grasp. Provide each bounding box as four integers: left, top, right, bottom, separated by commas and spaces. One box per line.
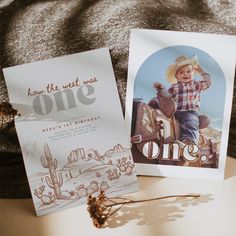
154, 55, 212, 145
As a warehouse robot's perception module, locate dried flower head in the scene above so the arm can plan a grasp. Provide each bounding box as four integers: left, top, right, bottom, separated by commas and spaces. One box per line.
87, 191, 109, 228
0, 102, 19, 130
87, 190, 200, 228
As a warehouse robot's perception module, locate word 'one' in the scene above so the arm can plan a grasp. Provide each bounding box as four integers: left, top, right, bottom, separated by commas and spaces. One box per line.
33, 85, 95, 115
142, 142, 207, 162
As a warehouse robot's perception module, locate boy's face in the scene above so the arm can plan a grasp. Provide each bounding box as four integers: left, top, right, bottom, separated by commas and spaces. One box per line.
175, 64, 194, 83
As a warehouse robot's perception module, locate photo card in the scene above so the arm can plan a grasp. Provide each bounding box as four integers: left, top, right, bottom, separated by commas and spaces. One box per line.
126, 29, 236, 179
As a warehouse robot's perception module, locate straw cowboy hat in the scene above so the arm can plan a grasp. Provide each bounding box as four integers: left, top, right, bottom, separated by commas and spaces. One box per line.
166, 55, 199, 84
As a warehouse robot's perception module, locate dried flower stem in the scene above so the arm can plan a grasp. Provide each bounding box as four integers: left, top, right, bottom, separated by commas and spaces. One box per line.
106, 194, 200, 208
87, 191, 200, 228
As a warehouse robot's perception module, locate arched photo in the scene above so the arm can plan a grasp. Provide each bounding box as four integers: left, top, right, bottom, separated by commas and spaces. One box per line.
131, 45, 225, 168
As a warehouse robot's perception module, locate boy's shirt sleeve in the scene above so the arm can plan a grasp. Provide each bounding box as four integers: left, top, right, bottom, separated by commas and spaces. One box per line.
199, 72, 212, 91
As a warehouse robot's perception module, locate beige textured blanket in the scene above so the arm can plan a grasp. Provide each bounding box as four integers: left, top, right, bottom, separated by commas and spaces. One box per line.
0, 0, 235, 197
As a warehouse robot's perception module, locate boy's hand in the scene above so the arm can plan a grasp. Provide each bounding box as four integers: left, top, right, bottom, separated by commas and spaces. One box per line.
153, 82, 163, 90
194, 65, 206, 74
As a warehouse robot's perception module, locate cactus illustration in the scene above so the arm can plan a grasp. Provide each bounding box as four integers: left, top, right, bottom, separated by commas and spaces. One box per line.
117, 157, 135, 175
41, 143, 63, 198
106, 168, 121, 180
34, 185, 56, 205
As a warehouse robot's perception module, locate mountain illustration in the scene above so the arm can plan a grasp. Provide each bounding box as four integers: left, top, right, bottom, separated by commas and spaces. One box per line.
104, 144, 124, 156
67, 148, 86, 164
61, 147, 105, 179
60, 144, 129, 179
85, 149, 104, 161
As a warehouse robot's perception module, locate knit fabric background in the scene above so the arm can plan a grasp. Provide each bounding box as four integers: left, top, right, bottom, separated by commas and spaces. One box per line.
0, 0, 236, 198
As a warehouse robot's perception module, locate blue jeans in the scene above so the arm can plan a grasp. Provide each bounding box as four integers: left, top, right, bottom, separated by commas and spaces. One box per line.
174, 110, 199, 144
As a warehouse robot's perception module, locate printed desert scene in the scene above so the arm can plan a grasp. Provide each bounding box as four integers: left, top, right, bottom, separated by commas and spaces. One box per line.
29, 143, 137, 216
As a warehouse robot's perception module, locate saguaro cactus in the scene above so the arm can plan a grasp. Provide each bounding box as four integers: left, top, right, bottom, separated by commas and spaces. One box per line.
41, 143, 63, 198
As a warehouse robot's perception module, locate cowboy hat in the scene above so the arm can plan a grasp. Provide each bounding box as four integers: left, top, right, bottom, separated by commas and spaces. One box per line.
166, 55, 199, 84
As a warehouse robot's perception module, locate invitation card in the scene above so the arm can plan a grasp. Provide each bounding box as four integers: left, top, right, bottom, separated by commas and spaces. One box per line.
4, 48, 138, 216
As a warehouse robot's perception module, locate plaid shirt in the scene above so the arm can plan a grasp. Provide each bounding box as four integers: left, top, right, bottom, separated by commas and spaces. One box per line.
168, 73, 212, 111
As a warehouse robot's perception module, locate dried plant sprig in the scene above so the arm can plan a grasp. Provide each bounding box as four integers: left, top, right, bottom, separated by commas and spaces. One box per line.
0, 102, 19, 130
87, 191, 200, 228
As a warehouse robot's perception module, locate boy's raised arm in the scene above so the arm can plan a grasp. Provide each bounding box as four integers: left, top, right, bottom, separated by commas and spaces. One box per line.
195, 65, 212, 89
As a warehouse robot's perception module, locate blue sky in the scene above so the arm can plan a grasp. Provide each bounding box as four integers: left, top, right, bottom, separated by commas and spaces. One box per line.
134, 45, 226, 130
